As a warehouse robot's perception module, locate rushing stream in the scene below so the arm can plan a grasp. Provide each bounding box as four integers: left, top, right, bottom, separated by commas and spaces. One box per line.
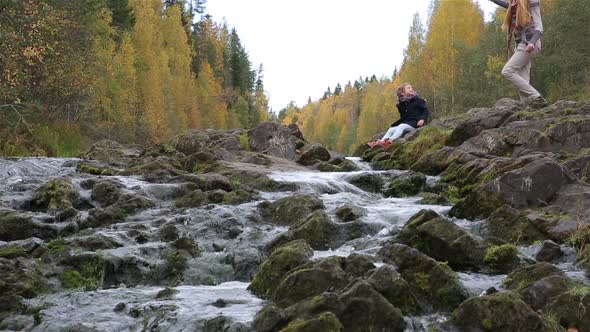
0, 156, 588, 331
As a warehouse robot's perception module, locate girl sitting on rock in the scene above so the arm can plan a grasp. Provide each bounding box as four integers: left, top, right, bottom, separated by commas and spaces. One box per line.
368, 83, 429, 148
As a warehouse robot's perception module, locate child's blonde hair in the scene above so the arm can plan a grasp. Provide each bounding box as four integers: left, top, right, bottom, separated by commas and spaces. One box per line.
396, 83, 411, 98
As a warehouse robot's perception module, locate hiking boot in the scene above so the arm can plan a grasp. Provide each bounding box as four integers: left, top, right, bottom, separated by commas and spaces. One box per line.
378, 140, 392, 148
526, 96, 549, 109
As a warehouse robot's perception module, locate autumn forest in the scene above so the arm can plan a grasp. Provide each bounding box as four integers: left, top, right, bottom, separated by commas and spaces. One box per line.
1, 0, 589, 156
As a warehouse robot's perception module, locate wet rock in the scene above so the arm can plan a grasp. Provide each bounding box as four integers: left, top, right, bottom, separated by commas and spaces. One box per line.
0, 245, 28, 259
171, 237, 201, 257
544, 286, 590, 331
125, 158, 186, 182
520, 274, 575, 310
81, 140, 141, 167
0, 210, 56, 241
417, 192, 450, 205
378, 243, 469, 311
170, 130, 211, 155
503, 263, 564, 292
258, 195, 324, 226
83, 195, 154, 228
26, 178, 84, 212
479, 206, 549, 244
0, 315, 35, 331
226, 248, 263, 282
272, 256, 350, 308
206, 189, 227, 204
346, 173, 384, 193
280, 312, 343, 332
222, 189, 258, 205
296, 144, 331, 166
271, 210, 374, 251
284, 281, 406, 332
69, 234, 123, 251
248, 122, 298, 160
113, 302, 126, 312
90, 179, 124, 207
241, 153, 272, 166
535, 240, 563, 262
249, 240, 314, 299
344, 253, 375, 278
0, 258, 50, 298
159, 224, 179, 242
384, 172, 427, 197
367, 265, 423, 315
451, 291, 553, 332
562, 155, 590, 182
76, 160, 119, 176
451, 158, 574, 219
397, 210, 487, 271
447, 104, 518, 146
174, 190, 208, 208
483, 244, 520, 273
253, 304, 287, 332
155, 287, 179, 300
334, 204, 367, 222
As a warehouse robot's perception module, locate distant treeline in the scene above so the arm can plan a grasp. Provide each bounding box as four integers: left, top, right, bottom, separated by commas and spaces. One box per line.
0, 0, 269, 156
280, 0, 590, 154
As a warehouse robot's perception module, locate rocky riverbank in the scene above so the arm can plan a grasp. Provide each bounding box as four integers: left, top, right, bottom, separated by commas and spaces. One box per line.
0, 99, 589, 331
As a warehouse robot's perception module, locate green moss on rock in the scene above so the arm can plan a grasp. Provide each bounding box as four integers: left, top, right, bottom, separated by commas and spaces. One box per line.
249, 240, 313, 299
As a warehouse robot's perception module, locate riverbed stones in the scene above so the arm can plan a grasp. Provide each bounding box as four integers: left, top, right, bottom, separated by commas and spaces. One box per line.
249, 240, 313, 299
258, 195, 324, 226
451, 291, 553, 332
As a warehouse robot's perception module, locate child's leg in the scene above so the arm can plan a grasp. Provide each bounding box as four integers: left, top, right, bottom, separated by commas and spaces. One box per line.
389, 124, 415, 140
381, 126, 398, 141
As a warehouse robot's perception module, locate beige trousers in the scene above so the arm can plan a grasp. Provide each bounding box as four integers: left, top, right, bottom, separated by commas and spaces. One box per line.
501, 43, 541, 101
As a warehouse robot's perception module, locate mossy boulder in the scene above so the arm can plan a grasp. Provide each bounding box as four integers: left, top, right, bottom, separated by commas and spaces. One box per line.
544, 286, 590, 331
397, 210, 487, 271
0, 258, 50, 299
503, 263, 564, 292
286, 281, 406, 332
83, 194, 154, 228
90, 179, 124, 207
170, 130, 211, 155
451, 291, 553, 332
0, 245, 28, 259
222, 189, 258, 205
346, 173, 384, 193
271, 211, 373, 250
280, 312, 343, 332
259, 195, 324, 226
296, 144, 331, 166
76, 161, 118, 176
334, 204, 367, 222
0, 210, 56, 241
483, 244, 520, 273
480, 206, 549, 244
249, 240, 314, 299
520, 274, 575, 310
384, 172, 427, 197
26, 178, 83, 212
174, 190, 209, 208
378, 243, 469, 311
367, 265, 423, 315
253, 304, 288, 332
417, 192, 450, 205
272, 256, 351, 308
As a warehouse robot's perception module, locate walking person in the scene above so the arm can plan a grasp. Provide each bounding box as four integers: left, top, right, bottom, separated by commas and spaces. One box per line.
489, 0, 548, 108
368, 83, 429, 148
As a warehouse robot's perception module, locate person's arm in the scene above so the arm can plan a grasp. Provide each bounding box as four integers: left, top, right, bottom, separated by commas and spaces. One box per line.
416, 98, 429, 127
489, 0, 508, 9
528, 0, 543, 46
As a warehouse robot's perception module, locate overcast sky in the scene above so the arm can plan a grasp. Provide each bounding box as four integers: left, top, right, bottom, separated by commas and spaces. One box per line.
206, 0, 498, 112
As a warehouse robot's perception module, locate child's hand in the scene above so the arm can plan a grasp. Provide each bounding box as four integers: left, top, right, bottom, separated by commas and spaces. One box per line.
417, 120, 425, 127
